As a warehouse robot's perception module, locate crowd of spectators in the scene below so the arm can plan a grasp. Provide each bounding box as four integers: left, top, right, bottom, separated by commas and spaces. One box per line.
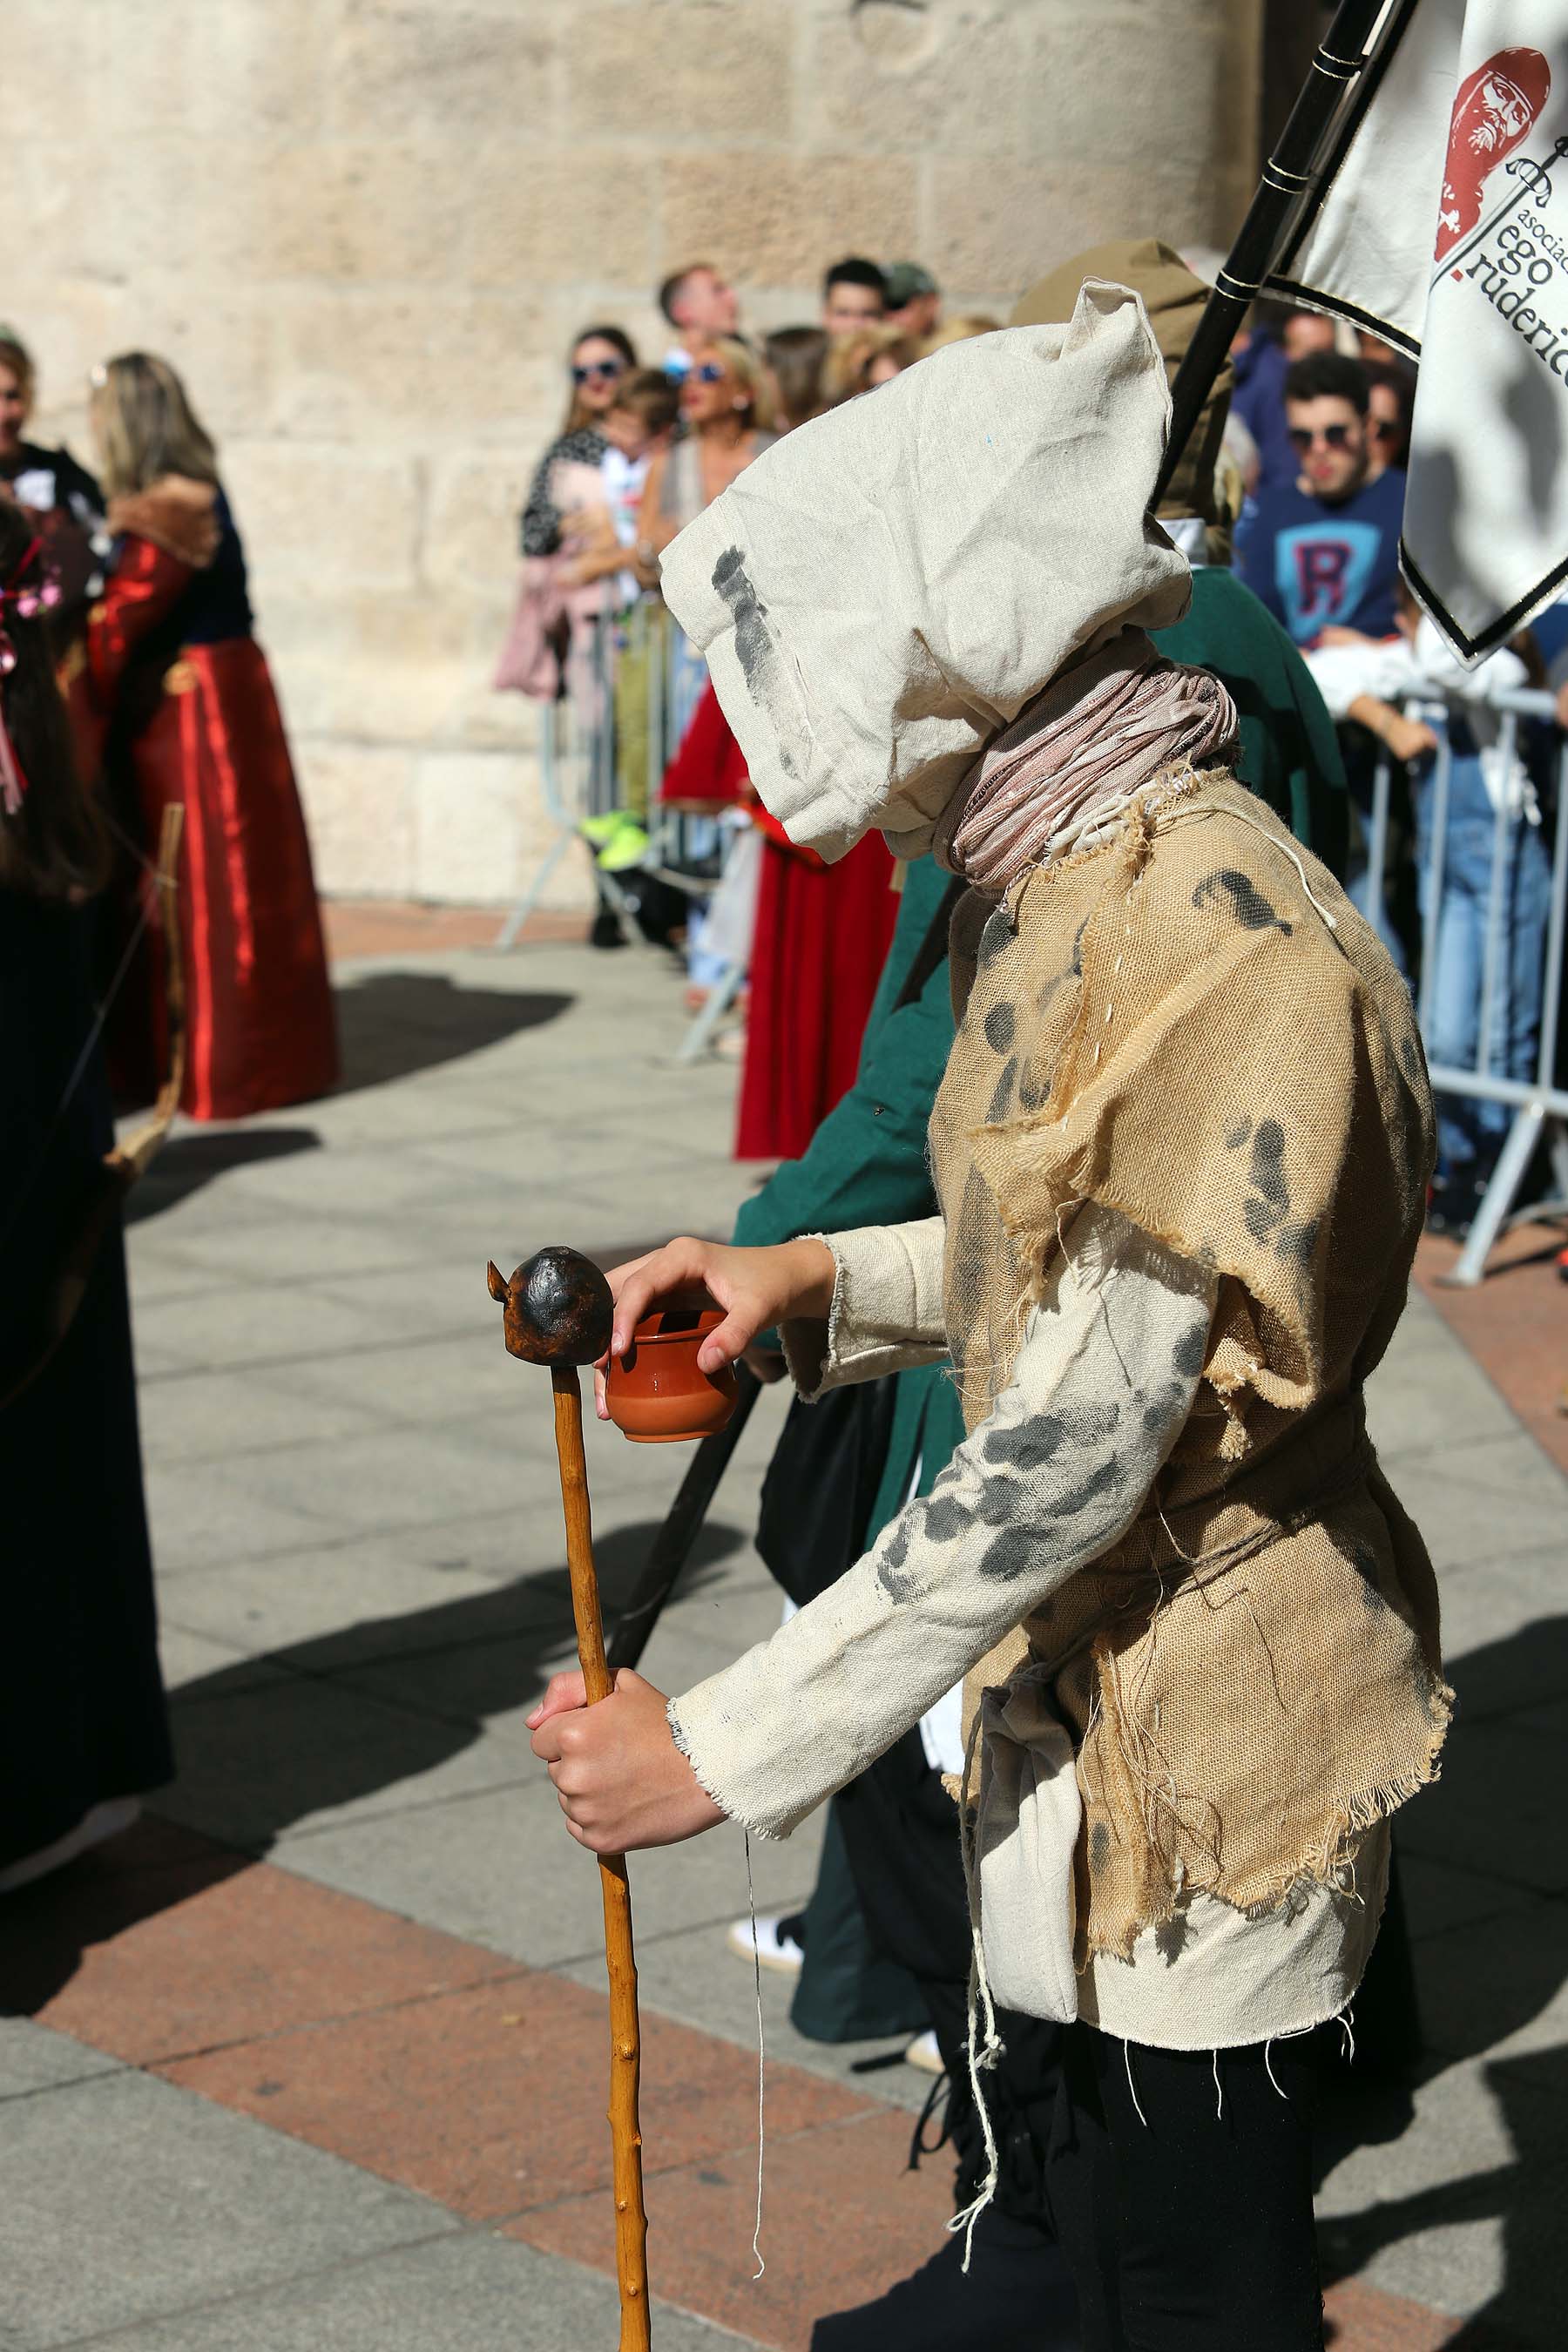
1228, 306, 1560, 1236
500, 257, 1564, 1247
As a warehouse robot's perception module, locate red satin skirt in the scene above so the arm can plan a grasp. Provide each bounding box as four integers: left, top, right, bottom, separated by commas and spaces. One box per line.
735, 830, 899, 1162
119, 640, 338, 1120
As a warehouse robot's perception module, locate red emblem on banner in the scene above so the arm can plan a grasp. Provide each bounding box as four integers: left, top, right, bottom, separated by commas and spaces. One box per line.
1436, 47, 1551, 262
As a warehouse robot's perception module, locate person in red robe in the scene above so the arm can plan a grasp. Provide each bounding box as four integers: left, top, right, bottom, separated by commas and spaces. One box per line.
735, 816, 900, 1159
660, 678, 900, 1158
78, 352, 336, 1120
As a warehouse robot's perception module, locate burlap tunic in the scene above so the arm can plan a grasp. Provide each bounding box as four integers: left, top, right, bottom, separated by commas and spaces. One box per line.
930, 769, 1450, 1963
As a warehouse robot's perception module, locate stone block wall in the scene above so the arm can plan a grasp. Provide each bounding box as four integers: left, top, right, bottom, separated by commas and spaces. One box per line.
9, 0, 1260, 906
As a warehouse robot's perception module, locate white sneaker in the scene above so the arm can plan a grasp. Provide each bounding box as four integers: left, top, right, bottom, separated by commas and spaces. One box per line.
727, 1912, 805, 1976
904, 2028, 944, 2075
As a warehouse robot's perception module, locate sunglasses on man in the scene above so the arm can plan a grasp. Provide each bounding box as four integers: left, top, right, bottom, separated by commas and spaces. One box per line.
572, 359, 625, 385
1288, 422, 1357, 452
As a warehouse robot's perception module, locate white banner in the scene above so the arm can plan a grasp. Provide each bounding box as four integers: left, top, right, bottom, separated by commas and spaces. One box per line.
1270, 0, 1568, 660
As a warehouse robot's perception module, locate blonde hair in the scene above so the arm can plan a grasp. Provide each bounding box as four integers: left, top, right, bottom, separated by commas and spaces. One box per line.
698, 335, 778, 433
822, 326, 922, 406
91, 352, 219, 497
918, 313, 1001, 355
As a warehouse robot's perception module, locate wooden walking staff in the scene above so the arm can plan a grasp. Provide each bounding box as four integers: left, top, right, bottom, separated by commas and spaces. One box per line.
487, 1245, 652, 2351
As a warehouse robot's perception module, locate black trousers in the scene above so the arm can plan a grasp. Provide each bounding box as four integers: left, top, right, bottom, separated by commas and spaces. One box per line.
838, 1731, 1329, 2347
1044, 2024, 1326, 2352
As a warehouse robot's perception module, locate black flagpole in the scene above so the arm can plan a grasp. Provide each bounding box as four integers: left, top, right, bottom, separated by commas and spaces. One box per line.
1155, 0, 1391, 504
605, 1363, 761, 1674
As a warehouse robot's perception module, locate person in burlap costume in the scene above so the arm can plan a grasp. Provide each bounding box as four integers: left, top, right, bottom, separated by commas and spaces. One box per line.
527, 284, 1448, 2351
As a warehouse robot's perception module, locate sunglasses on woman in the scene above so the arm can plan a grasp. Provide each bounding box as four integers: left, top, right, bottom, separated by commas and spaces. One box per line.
691, 362, 727, 384
572, 359, 625, 385
1288, 422, 1355, 452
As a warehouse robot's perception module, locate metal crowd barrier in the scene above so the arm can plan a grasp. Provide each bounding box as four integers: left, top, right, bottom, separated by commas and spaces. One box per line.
1362, 685, 1568, 1284
494, 603, 753, 1058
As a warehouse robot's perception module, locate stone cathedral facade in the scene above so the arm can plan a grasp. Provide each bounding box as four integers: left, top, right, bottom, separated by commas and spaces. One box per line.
11, 0, 1260, 904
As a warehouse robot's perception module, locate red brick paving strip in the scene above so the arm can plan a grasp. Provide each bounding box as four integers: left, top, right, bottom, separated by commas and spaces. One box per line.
0, 1816, 1477, 2351
322, 898, 585, 961
1322, 2279, 1471, 2346
1414, 1225, 1568, 1478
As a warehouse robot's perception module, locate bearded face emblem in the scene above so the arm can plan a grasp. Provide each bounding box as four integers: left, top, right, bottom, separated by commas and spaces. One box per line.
1436, 47, 1551, 261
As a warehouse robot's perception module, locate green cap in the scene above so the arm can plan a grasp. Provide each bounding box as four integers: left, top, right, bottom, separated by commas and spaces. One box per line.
882, 262, 937, 308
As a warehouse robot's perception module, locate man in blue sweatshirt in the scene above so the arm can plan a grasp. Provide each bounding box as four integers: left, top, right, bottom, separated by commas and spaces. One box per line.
1240, 348, 1405, 645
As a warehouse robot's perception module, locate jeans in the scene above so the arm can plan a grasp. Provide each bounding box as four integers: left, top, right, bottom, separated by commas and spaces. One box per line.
1413, 741, 1553, 1195
1340, 727, 1415, 976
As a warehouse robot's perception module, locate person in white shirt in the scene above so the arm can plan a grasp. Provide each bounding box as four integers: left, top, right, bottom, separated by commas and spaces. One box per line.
1306, 591, 1554, 1232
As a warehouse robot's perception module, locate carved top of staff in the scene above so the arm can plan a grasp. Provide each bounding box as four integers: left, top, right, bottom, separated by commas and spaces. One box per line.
487, 1245, 614, 1367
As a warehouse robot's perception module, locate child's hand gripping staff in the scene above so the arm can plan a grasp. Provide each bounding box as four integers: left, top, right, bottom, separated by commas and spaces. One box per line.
487, 1245, 670, 2349
498, 1237, 834, 2342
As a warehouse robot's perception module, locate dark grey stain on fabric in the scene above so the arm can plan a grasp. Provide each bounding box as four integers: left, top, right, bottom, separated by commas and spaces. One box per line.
1192, 868, 1293, 936
711, 547, 797, 777
978, 1524, 1040, 1583
1243, 1119, 1290, 1240
1172, 1324, 1208, 1379
984, 1057, 1019, 1123
877, 1516, 921, 1601
1143, 1376, 1186, 1431
1053, 1453, 1125, 1517
924, 1490, 972, 1544
1090, 1821, 1112, 1867
984, 1416, 1068, 1473
1347, 1540, 1382, 1595
1225, 1118, 1253, 1151
1279, 1215, 1321, 1270
978, 909, 1016, 969
983, 1001, 1017, 1054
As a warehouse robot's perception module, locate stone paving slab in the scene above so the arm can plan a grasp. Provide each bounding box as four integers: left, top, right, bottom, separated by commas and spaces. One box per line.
24, 934, 1553, 2349
272, 1788, 821, 1977
0, 2017, 122, 2099
0, 2066, 450, 2350
66, 2228, 756, 2351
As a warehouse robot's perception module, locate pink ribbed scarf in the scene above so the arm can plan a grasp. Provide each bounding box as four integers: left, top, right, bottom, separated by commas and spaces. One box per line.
933, 629, 1239, 892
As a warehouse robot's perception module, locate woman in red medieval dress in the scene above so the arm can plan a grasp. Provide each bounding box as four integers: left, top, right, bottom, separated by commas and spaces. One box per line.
660, 677, 901, 1160
80, 353, 337, 1119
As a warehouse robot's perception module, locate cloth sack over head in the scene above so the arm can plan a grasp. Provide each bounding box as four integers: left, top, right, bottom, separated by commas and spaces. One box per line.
1010, 238, 1233, 535
658, 279, 1191, 863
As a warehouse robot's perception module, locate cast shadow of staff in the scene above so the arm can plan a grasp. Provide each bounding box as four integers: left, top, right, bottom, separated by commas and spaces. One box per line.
1317, 1610, 1568, 2349
0, 1517, 741, 2021
124, 974, 575, 1224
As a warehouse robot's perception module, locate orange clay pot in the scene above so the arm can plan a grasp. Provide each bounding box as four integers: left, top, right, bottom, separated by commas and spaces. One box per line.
604, 1308, 740, 1444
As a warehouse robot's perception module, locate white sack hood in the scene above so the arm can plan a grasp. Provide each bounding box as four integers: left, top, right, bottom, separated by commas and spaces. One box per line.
659, 280, 1193, 862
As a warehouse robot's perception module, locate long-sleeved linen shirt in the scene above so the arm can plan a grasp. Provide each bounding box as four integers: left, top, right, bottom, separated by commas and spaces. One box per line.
670, 1207, 1386, 2051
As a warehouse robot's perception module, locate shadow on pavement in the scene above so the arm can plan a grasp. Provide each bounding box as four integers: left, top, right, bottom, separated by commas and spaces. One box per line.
333, 970, 573, 1093
0, 1517, 745, 2018
125, 1125, 322, 1225
123, 974, 574, 1224
1318, 1611, 1568, 2350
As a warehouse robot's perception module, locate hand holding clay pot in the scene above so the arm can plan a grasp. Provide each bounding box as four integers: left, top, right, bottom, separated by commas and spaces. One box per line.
605, 1308, 739, 1443
593, 1233, 836, 1421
